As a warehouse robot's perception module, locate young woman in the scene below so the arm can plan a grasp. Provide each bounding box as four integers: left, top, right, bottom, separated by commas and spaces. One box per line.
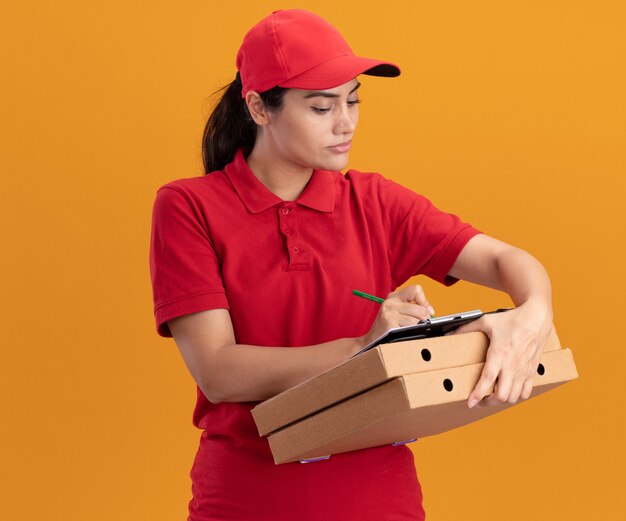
149, 9, 554, 521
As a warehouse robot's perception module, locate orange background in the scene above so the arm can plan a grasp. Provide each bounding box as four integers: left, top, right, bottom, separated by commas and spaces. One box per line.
1, 1, 624, 519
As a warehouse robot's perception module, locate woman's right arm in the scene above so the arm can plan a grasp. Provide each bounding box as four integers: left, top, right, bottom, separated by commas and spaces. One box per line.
168, 285, 433, 404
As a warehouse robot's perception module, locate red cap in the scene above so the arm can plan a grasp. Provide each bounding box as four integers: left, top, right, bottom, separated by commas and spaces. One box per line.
236, 9, 401, 97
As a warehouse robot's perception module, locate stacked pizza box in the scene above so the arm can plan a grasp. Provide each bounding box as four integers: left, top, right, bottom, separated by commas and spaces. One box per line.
251, 328, 578, 465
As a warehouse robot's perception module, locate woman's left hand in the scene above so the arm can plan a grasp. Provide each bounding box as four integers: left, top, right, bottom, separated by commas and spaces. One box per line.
450, 298, 554, 408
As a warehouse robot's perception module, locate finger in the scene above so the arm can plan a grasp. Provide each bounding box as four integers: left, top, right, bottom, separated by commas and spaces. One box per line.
482, 351, 528, 406
506, 376, 525, 405
468, 358, 501, 408
397, 285, 434, 316
492, 370, 514, 405
395, 314, 424, 327
377, 302, 430, 328
519, 344, 543, 400
394, 302, 432, 322
520, 378, 534, 400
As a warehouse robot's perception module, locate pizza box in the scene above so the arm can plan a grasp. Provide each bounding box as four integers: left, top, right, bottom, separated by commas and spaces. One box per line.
266, 347, 578, 464
252, 328, 562, 437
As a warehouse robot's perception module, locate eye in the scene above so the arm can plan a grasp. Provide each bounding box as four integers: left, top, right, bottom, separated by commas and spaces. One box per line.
347, 98, 361, 107
311, 106, 332, 114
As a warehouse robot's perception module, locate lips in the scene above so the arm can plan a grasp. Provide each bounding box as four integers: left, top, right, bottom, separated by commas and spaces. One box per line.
327, 141, 352, 153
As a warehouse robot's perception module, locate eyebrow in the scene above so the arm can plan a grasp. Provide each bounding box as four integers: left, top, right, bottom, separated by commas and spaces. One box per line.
302, 81, 361, 99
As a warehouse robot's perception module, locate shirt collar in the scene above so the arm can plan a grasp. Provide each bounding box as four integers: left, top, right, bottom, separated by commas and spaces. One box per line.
224, 149, 336, 214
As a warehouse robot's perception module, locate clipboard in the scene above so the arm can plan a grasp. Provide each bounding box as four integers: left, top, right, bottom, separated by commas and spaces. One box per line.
352, 308, 512, 357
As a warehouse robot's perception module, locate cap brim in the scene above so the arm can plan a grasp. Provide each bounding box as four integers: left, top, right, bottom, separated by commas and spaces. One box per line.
278, 54, 400, 90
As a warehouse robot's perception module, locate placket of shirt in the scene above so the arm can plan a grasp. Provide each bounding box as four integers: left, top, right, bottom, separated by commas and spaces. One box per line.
278, 203, 310, 271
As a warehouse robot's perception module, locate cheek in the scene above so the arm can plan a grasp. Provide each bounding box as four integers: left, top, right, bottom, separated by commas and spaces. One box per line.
352, 109, 359, 127
287, 116, 328, 147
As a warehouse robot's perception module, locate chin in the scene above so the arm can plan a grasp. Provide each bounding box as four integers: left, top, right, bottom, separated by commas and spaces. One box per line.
319, 154, 350, 172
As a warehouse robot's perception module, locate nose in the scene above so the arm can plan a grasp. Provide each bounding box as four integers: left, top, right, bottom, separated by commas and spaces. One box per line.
332, 104, 357, 136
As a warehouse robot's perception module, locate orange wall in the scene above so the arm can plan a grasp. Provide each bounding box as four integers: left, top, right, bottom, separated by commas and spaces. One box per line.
1, 1, 624, 519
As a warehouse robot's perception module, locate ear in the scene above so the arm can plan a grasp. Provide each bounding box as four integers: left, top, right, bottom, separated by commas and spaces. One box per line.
245, 91, 271, 126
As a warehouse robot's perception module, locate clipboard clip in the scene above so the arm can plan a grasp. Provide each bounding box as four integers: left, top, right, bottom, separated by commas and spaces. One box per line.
392, 438, 418, 446
299, 455, 331, 464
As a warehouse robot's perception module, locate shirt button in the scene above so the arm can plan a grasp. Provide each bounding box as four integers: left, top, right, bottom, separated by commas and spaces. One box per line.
293, 247, 300, 253
281, 207, 290, 215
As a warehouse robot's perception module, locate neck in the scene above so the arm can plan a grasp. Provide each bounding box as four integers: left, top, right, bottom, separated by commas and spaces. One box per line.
246, 141, 313, 202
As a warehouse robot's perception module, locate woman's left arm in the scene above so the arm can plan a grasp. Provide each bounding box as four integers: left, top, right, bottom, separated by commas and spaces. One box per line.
447, 234, 554, 408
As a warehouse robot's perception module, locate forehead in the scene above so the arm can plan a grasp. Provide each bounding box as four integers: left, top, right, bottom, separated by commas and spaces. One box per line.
290, 78, 361, 99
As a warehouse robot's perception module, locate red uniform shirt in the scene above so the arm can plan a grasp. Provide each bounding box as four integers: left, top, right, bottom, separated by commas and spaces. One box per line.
149, 149, 481, 520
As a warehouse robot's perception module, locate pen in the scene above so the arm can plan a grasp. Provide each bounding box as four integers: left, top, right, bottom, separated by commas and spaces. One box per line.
352, 289, 385, 304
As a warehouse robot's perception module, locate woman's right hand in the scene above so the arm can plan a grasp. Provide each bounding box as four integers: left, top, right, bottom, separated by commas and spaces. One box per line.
359, 284, 435, 348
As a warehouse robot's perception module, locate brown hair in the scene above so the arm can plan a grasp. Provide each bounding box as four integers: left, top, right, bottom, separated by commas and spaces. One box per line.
202, 72, 288, 173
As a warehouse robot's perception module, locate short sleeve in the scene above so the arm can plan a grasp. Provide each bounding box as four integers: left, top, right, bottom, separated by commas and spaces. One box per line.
377, 176, 482, 287
149, 185, 230, 337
